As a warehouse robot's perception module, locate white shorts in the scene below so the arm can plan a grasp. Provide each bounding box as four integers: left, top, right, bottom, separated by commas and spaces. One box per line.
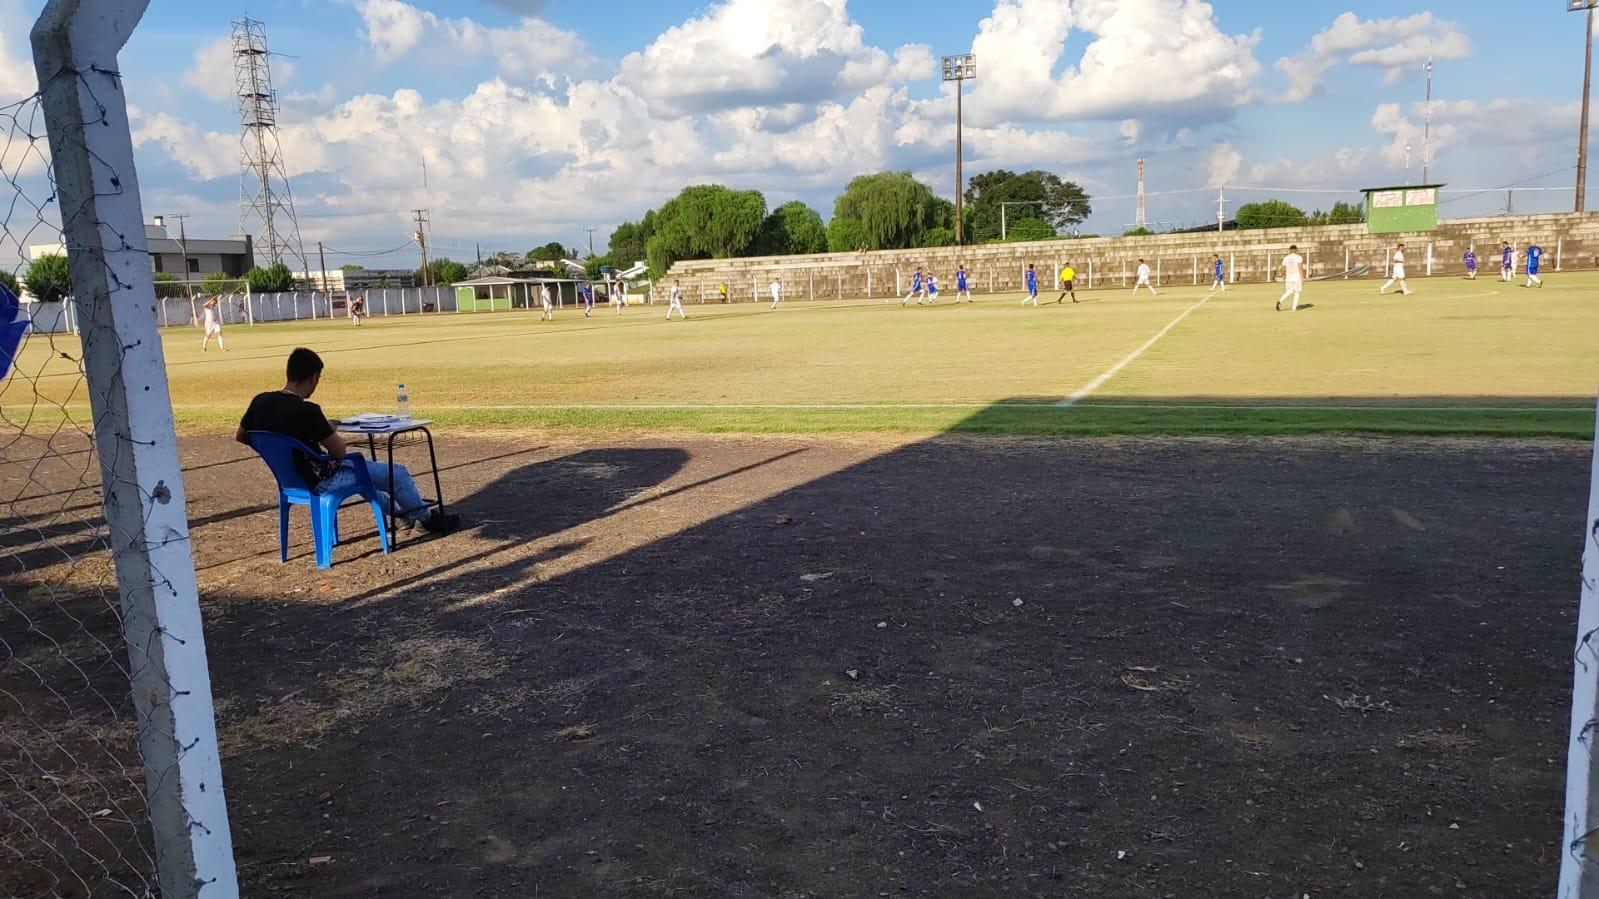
205, 323, 222, 336
1284, 279, 1303, 293
1392, 265, 1406, 279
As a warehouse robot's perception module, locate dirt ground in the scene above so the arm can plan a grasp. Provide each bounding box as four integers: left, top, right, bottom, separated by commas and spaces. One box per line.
2, 429, 1589, 897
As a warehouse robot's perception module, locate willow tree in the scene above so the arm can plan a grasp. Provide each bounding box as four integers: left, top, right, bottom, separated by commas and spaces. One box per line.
829, 172, 951, 251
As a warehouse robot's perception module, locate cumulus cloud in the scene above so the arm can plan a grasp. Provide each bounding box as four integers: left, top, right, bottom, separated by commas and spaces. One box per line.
183, 36, 236, 102
1276, 12, 1471, 103
616, 0, 931, 117
1203, 142, 1241, 187
966, 0, 1262, 125
353, 0, 592, 78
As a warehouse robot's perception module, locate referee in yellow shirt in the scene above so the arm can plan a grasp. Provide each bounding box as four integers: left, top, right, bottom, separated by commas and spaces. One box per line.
1055, 262, 1079, 304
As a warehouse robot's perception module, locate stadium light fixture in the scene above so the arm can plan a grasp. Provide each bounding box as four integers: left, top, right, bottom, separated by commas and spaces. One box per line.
1571, 1, 1596, 210
942, 54, 976, 245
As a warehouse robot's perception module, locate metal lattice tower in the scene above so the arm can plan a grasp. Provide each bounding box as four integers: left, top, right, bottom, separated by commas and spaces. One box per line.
233, 17, 306, 269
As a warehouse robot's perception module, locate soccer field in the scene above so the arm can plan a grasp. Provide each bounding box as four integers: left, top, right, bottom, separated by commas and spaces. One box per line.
12, 273, 1599, 437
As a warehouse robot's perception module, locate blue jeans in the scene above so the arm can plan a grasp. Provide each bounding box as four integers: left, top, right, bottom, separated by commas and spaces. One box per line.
317, 459, 429, 521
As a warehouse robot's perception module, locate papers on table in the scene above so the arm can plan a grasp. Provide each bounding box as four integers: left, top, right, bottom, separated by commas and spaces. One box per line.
338, 412, 413, 430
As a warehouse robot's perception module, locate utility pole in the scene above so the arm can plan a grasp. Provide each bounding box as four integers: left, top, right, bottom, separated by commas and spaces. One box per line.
1422, 56, 1433, 185
169, 213, 191, 298
317, 241, 329, 294
412, 208, 431, 286
583, 227, 597, 257
1581, 7, 1595, 212
1216, 187, 1226, 235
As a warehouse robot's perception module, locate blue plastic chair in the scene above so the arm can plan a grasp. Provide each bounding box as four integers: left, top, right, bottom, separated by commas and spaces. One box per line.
246, 431, 390, 569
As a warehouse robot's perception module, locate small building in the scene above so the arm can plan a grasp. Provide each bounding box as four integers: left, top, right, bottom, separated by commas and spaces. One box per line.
295, 267, 419, 292
26, 216, 255, 279
1362, 184, 1444, 234
454, 275, 588, 311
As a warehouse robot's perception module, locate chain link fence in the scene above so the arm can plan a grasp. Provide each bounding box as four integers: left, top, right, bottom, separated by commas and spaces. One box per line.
4, 4, 236, 896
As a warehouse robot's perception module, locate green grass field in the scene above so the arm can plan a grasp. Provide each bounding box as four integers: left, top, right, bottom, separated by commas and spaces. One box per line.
9, 273, 1599, 437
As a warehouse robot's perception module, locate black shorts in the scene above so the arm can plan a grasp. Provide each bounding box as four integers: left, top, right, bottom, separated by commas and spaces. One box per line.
1061, 281, 1074, 291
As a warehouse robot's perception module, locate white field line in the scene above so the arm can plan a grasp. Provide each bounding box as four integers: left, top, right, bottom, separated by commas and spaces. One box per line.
1057, 293, 1217, 407
156, 401, 1589, 413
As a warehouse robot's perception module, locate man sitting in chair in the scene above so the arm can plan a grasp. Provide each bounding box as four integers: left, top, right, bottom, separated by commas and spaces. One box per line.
237, 347, 461, 534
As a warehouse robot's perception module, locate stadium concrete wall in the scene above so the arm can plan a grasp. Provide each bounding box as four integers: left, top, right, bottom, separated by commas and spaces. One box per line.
664, 212, 1599, 303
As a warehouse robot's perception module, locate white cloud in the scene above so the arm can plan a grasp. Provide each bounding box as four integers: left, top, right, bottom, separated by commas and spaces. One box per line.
1204, 142, 1241, 187
967, 0, 1262, 125
353, 0, 592, 79
1276, 12, 1471, 103
616, 0, 931, 117
183, 36, 235, 102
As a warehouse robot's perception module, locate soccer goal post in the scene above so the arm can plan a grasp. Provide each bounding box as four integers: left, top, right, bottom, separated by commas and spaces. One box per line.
16, 1, 239, 895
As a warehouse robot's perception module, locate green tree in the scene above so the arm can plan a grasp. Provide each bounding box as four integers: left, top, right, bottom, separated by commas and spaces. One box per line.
526, 242, 573, 263
825, 216, 870, 253
584, 255, 612, 279
245, 262, 295, 293
1006, 218, 1058, 241
23, 254, 70, 303
754, 201, 828, 256
916, 226, 956, 248
418, 258, 469, 285
341, 263, 363, 271
1323, 201, 1365, 225
1235, 200, 1308, 230
606, 220, 652, 266
965, 170, 1092, 241
829, 172, 949, 251
644, 184, 767, 275
0, 269, 20, 298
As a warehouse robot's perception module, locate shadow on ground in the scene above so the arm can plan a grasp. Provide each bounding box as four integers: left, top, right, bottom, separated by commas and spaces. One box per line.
0, 402, 1587, 897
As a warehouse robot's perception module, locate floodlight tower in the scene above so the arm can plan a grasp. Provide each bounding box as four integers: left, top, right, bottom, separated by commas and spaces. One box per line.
1135, 158, 1147, 229
234, 16, 307, 269
942, 53, 976, 245
1571, 0, 1598, 211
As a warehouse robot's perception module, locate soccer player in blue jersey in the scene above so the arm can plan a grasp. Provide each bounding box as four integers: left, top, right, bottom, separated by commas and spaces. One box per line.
1210, 254, 1226, 292
901, 269, 925, 306
955, 264, 973, 302
1500, 242, 1515, 282
1462, 248, 1477, 280
1524, 244, 1544, 288
1023, 264, 1039, 306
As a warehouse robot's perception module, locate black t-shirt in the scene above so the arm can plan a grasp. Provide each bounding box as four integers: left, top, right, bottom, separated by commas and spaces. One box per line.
240, 391, 338, 487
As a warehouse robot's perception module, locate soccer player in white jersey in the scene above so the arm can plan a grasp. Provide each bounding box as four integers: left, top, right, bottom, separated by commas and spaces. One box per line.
769, 277, 783, 309
1132, 259, 1157, 296
1379, 242, 1412, 295
1277, 245, 1306, 312
539, 284, 554, 321
667, 280, 687, 320
1500, 242, 1515, 282
201, 297, 227, 351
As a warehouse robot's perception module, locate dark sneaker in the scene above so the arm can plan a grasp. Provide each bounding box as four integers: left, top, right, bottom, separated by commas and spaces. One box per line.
420, 511, 462, 535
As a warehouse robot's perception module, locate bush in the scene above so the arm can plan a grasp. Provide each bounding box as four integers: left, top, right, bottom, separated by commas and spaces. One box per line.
1122, 227, 1154, 237
245, 262, 295, 293
0, 269, 24, 298
23, 254, 70, 303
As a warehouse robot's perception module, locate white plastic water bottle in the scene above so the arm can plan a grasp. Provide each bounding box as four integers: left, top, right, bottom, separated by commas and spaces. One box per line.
396, 383, 410, 420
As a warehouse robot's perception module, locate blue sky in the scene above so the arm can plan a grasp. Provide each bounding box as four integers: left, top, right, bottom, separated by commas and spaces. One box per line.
4, 0, 1590, 268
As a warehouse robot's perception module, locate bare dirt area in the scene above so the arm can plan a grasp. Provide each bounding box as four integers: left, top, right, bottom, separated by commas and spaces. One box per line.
2, 429, 1588, 897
